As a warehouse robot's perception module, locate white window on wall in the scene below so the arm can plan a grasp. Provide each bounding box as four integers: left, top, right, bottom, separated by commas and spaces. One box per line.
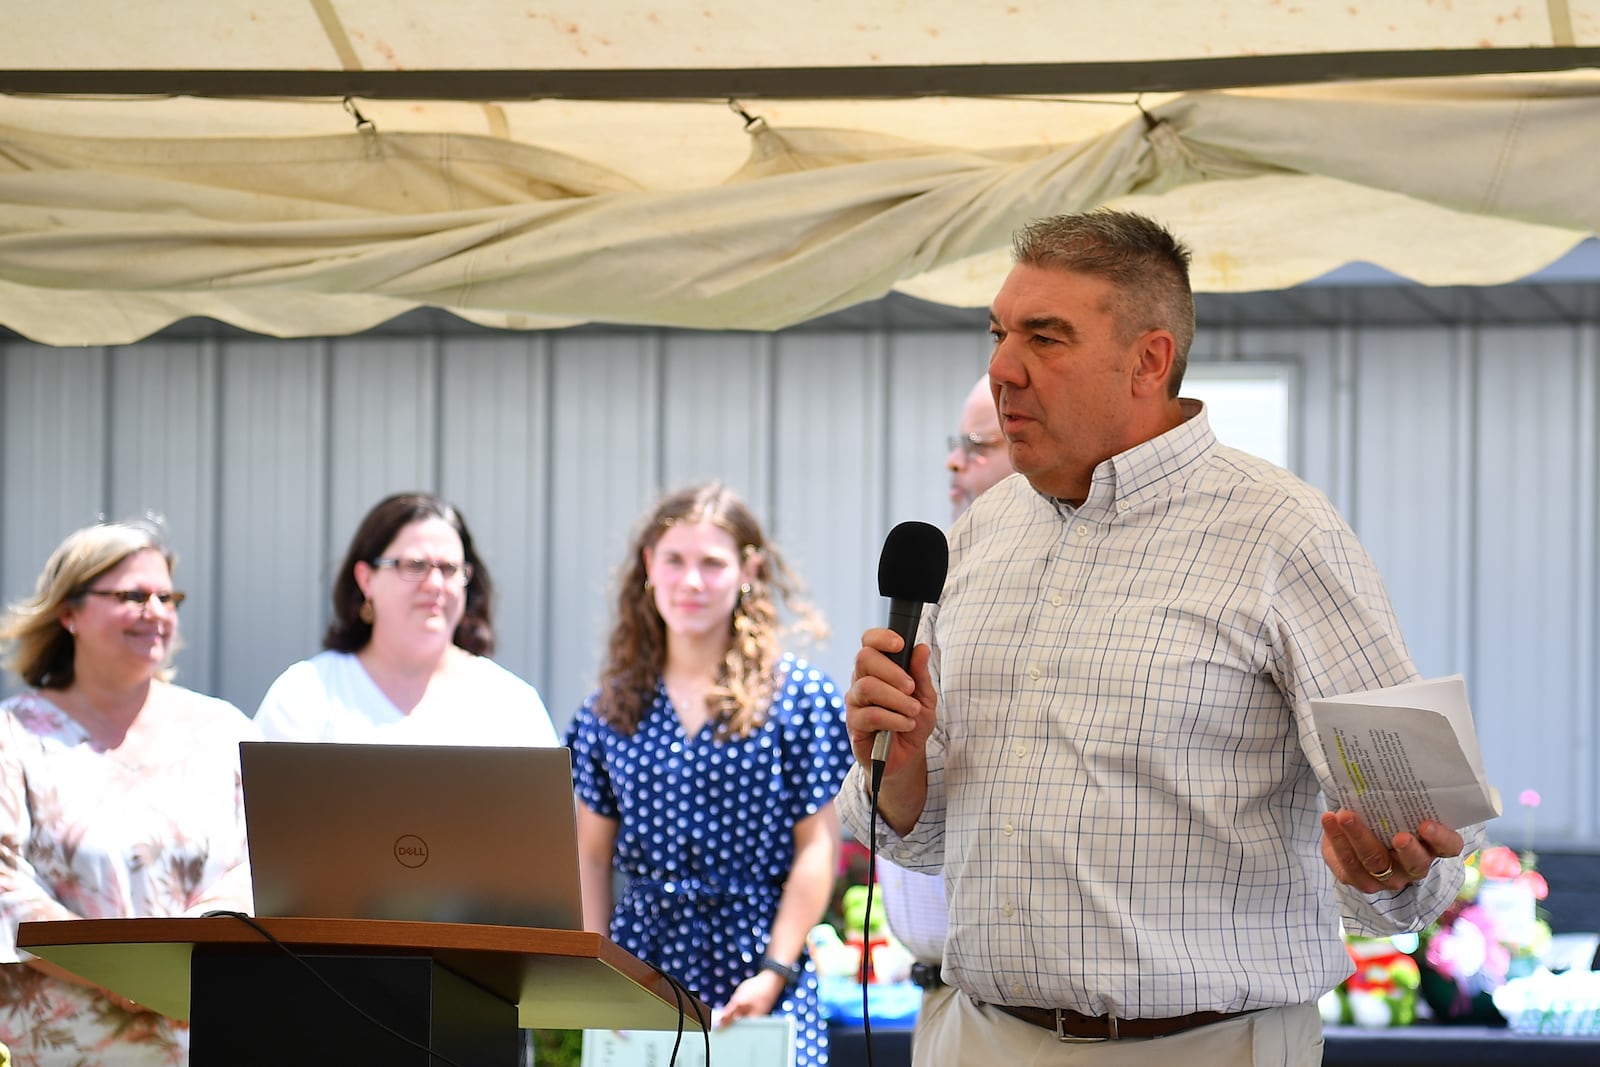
1184, 363, 1294, 468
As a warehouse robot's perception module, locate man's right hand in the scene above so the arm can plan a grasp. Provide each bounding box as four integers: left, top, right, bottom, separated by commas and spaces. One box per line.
845, 628, 938, 832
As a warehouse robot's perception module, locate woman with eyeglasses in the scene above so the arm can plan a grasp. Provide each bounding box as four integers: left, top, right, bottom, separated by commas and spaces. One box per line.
0, 519, 258, 1066
254, 492, 557, 747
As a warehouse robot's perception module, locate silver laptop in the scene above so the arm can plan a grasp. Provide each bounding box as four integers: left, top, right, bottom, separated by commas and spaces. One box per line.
240, 741, 584, 930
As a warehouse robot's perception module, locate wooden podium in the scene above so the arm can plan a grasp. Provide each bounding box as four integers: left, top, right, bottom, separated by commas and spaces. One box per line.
18, 915, 709, 1066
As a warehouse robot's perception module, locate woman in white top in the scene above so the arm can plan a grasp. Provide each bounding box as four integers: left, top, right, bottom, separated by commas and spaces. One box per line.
255, 492, 557, 747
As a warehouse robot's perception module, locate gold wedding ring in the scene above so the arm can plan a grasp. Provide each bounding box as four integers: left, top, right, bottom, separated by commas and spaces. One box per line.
1368, 863, 1396, 881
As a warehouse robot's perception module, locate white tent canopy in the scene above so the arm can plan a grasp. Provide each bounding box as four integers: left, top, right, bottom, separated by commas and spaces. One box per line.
3, 1, 1598, 345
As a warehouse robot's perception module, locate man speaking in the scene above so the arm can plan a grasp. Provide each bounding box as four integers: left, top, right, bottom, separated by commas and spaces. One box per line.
839, 210, 1480, 1066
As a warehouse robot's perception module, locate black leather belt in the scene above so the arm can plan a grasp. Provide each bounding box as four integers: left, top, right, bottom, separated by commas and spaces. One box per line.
991, 1003, 1261, 1042
908, 961, 945, 990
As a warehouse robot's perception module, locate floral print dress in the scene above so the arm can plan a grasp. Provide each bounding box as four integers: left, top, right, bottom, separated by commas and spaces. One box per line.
566, 656, 853, 1067
0, 686, 258, 1066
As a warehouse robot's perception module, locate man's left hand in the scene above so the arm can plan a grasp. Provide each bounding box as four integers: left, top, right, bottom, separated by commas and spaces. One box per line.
1320, 809, 1465, 892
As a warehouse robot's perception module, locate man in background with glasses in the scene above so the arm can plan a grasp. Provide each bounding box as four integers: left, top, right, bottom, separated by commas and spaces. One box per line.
875, 373, 1013, 1048
944, 375, 1014, 516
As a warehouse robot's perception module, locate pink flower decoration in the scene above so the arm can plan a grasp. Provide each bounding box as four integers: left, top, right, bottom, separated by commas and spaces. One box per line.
1520, 789, 1542, 808
1458, 905, 1497, 939
1517, 870, 1550, 901
1455, 908, 1514, 983
1477, 846, 1523, 880
1427, 916, 1489, 979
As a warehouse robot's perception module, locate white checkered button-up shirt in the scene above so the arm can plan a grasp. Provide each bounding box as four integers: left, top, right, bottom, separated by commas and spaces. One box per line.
838, 402, 1482, 1018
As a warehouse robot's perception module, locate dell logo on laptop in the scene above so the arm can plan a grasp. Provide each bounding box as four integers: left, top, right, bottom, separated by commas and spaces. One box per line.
394, 835, 429, 868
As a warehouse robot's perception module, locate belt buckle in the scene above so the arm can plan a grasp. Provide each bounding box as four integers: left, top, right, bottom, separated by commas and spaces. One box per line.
1055, 1008, 1118, 1043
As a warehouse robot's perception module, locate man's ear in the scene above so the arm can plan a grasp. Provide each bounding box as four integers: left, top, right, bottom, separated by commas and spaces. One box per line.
1130, 330, 1177, 399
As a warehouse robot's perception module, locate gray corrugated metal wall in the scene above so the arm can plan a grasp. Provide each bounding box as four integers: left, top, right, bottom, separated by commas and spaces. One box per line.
2, 319, 1595, 847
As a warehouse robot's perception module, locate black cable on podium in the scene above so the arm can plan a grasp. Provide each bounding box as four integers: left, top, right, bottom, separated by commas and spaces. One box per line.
642, 959, 711, 1066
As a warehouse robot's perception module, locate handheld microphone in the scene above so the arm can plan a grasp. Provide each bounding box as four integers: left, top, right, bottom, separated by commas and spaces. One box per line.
870, 521, 948, 796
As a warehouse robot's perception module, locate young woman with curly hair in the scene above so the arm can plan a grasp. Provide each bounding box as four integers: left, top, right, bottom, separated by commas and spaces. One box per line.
565, 483, 852, 1067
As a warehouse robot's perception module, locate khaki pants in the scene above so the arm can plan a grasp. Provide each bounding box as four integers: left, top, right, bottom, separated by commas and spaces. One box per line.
909, 984, 958, 1055
913, 991, 1324, 1067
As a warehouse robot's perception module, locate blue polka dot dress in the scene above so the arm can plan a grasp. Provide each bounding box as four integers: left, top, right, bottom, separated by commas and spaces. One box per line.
566, 655, 853, 1067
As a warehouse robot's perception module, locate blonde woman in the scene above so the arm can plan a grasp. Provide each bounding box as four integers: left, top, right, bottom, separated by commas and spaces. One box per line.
566, 484, 852, 1067
0, 520, 257, 1066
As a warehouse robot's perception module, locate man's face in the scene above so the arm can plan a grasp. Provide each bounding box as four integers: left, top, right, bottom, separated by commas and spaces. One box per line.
946, 381, 1013, 518
987, 263, 1147, 502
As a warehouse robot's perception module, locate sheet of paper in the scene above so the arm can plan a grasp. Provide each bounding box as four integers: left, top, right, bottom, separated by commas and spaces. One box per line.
1310, 674, 1501, 835
581, 1015, 796, 1067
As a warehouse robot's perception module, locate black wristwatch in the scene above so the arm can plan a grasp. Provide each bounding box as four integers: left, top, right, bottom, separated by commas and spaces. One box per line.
758, 953, 803, 983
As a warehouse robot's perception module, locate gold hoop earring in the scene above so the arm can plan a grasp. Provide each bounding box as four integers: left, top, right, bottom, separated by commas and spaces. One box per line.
359, 599, 375, 624
643, 578, 653, 592
739, 583, 752, 602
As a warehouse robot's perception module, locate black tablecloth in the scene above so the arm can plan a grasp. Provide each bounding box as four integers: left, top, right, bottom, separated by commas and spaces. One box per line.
1320, 1024, 1600, 1066
827, 1022, 1600, 1067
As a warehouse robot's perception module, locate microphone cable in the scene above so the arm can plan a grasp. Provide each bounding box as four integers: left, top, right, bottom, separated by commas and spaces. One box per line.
860, 785, 886, 1067
199, 910, 469, 1067
642, 959, 710, 1066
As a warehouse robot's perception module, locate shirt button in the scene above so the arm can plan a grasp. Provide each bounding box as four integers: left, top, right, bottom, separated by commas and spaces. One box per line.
1002, 902, 1016, 917
1117, 499, 1130, 512
1011, 981, 1027, 997
1050, 594, 1063, 607
1002, 822, 1015, 836
1013, 743, 1027, 759
1028, 667, 1041, 681
1076, 524, 1089, 537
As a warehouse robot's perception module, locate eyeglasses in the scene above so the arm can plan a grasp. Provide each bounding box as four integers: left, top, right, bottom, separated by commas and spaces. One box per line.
948, 431, 1006, 460
372, 557, 474, 584
80, 589, 187, 610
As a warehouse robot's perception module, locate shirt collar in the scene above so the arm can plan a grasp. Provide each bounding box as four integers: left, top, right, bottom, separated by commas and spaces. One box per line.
1046, 398, 1215, 518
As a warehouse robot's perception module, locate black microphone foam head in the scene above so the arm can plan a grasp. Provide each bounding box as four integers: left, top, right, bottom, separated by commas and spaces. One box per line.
877, 520, 949, 602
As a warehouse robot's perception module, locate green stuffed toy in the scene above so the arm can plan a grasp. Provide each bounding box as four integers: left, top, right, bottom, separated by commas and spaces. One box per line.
841, 884, 891, 983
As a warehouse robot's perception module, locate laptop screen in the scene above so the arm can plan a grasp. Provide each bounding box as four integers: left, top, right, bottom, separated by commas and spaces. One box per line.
240, 741, 584, 930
